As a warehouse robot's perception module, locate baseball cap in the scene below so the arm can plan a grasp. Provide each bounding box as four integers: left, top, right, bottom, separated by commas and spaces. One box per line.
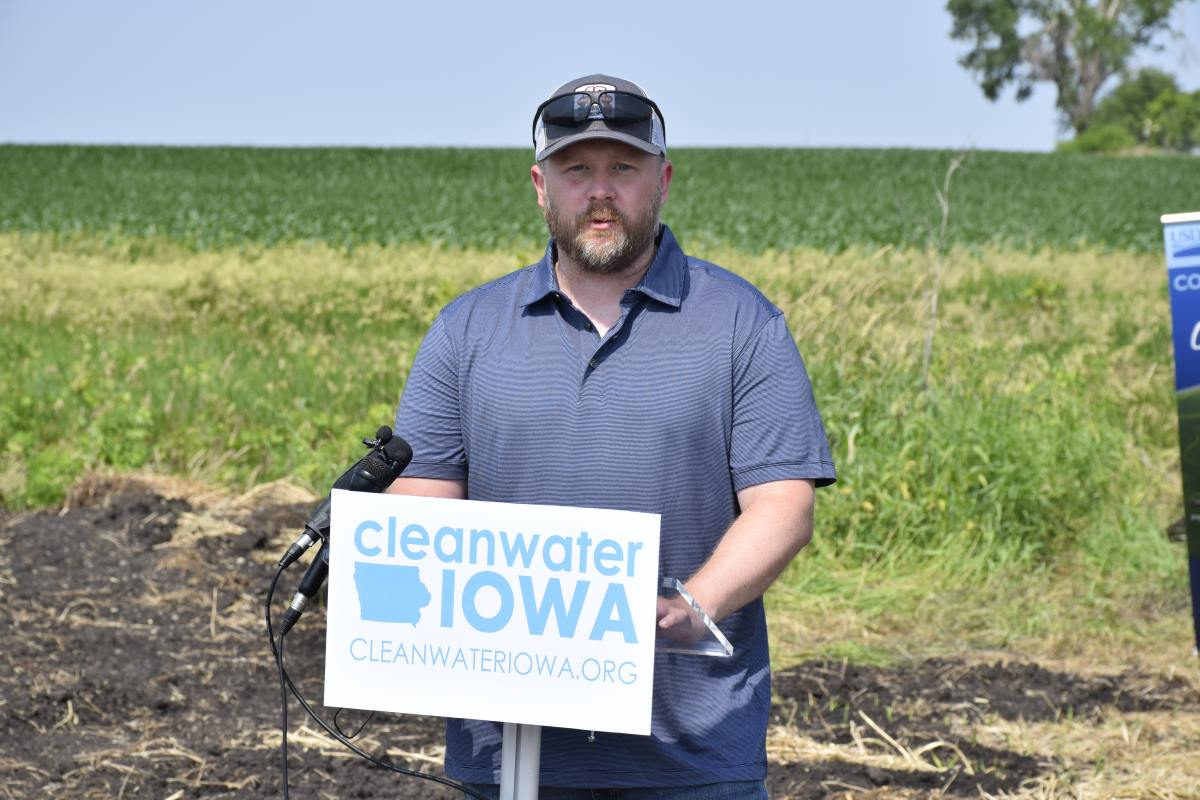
532, 73, 667, 161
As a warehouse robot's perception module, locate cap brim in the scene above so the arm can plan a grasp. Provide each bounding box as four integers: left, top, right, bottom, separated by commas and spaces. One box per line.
536, 129, 663, 161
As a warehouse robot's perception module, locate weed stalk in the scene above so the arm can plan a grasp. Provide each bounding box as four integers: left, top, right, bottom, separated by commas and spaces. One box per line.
921, 152, 967, 395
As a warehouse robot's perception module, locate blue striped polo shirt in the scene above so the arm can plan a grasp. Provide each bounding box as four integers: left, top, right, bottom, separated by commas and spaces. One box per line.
394, 224, 835, 787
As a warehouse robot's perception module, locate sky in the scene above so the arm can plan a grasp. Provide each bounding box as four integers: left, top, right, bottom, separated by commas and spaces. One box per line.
1, 1, 1197, 152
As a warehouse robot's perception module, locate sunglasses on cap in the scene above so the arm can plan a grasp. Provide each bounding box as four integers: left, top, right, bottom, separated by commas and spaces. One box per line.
531, 90, 666, 143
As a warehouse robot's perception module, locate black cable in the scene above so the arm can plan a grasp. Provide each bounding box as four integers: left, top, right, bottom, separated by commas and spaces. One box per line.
266, 559, 490, 800
333, 707, 375, 740
279, 625, 291, 798
270, 564, 291, 800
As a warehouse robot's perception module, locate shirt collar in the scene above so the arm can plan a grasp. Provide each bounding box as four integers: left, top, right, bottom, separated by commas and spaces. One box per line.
521, 224, 686, 309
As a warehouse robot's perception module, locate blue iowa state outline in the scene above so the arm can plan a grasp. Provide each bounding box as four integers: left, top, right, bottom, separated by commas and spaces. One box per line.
353, 562, 431, 625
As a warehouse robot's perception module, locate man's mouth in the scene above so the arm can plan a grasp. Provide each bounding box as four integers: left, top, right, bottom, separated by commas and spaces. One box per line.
587, 214, 620, 231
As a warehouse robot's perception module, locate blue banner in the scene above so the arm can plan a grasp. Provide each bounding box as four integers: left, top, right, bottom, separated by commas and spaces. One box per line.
1162, 211, 1200, 653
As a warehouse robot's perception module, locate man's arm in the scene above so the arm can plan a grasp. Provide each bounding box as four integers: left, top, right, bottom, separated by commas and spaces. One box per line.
386, 477, 467, 500
656, 478, 815, 641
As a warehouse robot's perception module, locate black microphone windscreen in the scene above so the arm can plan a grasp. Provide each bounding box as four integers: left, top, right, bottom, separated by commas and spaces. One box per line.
383, 435, 413, 469
295, 431, 412, 547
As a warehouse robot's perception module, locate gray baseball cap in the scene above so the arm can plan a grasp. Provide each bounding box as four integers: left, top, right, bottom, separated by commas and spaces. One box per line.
532, 73, 667, 161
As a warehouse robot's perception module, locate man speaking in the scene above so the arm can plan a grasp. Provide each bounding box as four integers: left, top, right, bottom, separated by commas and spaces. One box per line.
388, 74, 836, 799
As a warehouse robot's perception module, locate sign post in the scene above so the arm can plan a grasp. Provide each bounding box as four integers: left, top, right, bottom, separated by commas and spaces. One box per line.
499, 722, 541, 800
1161, 210, 1200, 654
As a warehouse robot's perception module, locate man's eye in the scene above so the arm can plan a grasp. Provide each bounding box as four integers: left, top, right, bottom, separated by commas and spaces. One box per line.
614, 163, 633, 172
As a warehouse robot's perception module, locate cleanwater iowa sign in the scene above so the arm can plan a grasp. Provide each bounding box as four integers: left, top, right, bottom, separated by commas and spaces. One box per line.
323, 491, 661, 734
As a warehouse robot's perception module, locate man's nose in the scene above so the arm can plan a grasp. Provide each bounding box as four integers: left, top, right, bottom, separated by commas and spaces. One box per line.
587, 172, 616, 201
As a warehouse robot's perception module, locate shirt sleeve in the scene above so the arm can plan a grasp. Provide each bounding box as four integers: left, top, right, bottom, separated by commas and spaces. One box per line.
729, 314, 837, 492
393, 313, 469, 481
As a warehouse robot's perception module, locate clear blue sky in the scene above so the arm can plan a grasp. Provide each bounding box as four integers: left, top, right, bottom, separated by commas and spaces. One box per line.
1, 1, 1196, 152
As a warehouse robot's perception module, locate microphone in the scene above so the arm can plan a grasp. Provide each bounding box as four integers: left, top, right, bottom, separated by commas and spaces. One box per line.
278, 543, 329, 636
277, 427, 413, 569
275, 427, 414, 637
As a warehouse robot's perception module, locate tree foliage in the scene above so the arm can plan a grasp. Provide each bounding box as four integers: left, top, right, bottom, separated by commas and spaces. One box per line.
1056, 121, 1138, 151
1147, 88, 1200, 149
947, 0, 1184, 133
1089, 66, 1180, 133
1062, 67, 1200, 151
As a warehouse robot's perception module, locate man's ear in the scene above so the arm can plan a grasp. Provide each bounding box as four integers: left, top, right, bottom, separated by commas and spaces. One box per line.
531, 163, 547, 209
659, 159, 674, 205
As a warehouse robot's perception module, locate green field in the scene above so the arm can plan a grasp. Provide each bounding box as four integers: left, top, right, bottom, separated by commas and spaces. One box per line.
0, 146, 1193, 667
2, 144, 1198, 252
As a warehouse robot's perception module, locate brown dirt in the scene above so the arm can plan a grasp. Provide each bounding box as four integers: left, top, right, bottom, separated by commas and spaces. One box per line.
1, 478, 1197, 799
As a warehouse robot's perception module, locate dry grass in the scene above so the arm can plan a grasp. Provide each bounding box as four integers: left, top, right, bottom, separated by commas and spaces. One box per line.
977, 711, 1200, 799
6, 471, 1199, 798
767, 697, 1200, 799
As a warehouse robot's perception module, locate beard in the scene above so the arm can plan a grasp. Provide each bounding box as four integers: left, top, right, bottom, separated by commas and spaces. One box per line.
544, 188, 663, 275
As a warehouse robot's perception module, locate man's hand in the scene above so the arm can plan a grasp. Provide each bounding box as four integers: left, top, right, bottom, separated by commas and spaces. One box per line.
656, 593, 709, 644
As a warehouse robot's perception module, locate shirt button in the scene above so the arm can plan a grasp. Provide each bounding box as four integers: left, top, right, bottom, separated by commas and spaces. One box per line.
589, 358, 598, 369
585, 322, 593, 331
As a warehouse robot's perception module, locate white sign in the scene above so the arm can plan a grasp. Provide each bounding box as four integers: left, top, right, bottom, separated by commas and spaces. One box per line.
323, 491, 661, 734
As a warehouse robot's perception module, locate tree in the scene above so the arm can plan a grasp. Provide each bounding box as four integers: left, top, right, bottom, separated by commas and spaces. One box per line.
1069, 67, 1200, 152
1089, 66, 1179, 136
947, 0, 1186, 134
1146, 88, 1200, 149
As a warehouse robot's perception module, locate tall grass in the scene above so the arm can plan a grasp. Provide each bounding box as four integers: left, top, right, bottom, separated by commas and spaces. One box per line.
0, 234, 1178, 536
756, 244, 1184, 659
2, 230, 1188, 658
0, 236, 522, 504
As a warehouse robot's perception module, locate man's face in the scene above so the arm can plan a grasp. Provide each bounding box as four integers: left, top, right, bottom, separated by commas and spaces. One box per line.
531, 140, 672, 275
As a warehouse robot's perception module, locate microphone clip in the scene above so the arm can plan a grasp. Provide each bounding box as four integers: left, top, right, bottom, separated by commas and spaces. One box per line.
361, 426, 393, 450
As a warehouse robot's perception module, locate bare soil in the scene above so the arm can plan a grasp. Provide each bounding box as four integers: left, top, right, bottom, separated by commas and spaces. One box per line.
2, 479, 1197, 799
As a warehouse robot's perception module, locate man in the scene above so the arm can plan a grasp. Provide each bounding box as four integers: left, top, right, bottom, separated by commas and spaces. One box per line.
388, 74, 836, 798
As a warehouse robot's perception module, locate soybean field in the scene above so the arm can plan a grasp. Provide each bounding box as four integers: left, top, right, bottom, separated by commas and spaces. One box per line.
1, 144, 1195, 252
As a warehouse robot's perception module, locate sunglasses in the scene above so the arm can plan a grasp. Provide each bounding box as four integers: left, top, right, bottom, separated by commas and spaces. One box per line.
532, 90, 665, 144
